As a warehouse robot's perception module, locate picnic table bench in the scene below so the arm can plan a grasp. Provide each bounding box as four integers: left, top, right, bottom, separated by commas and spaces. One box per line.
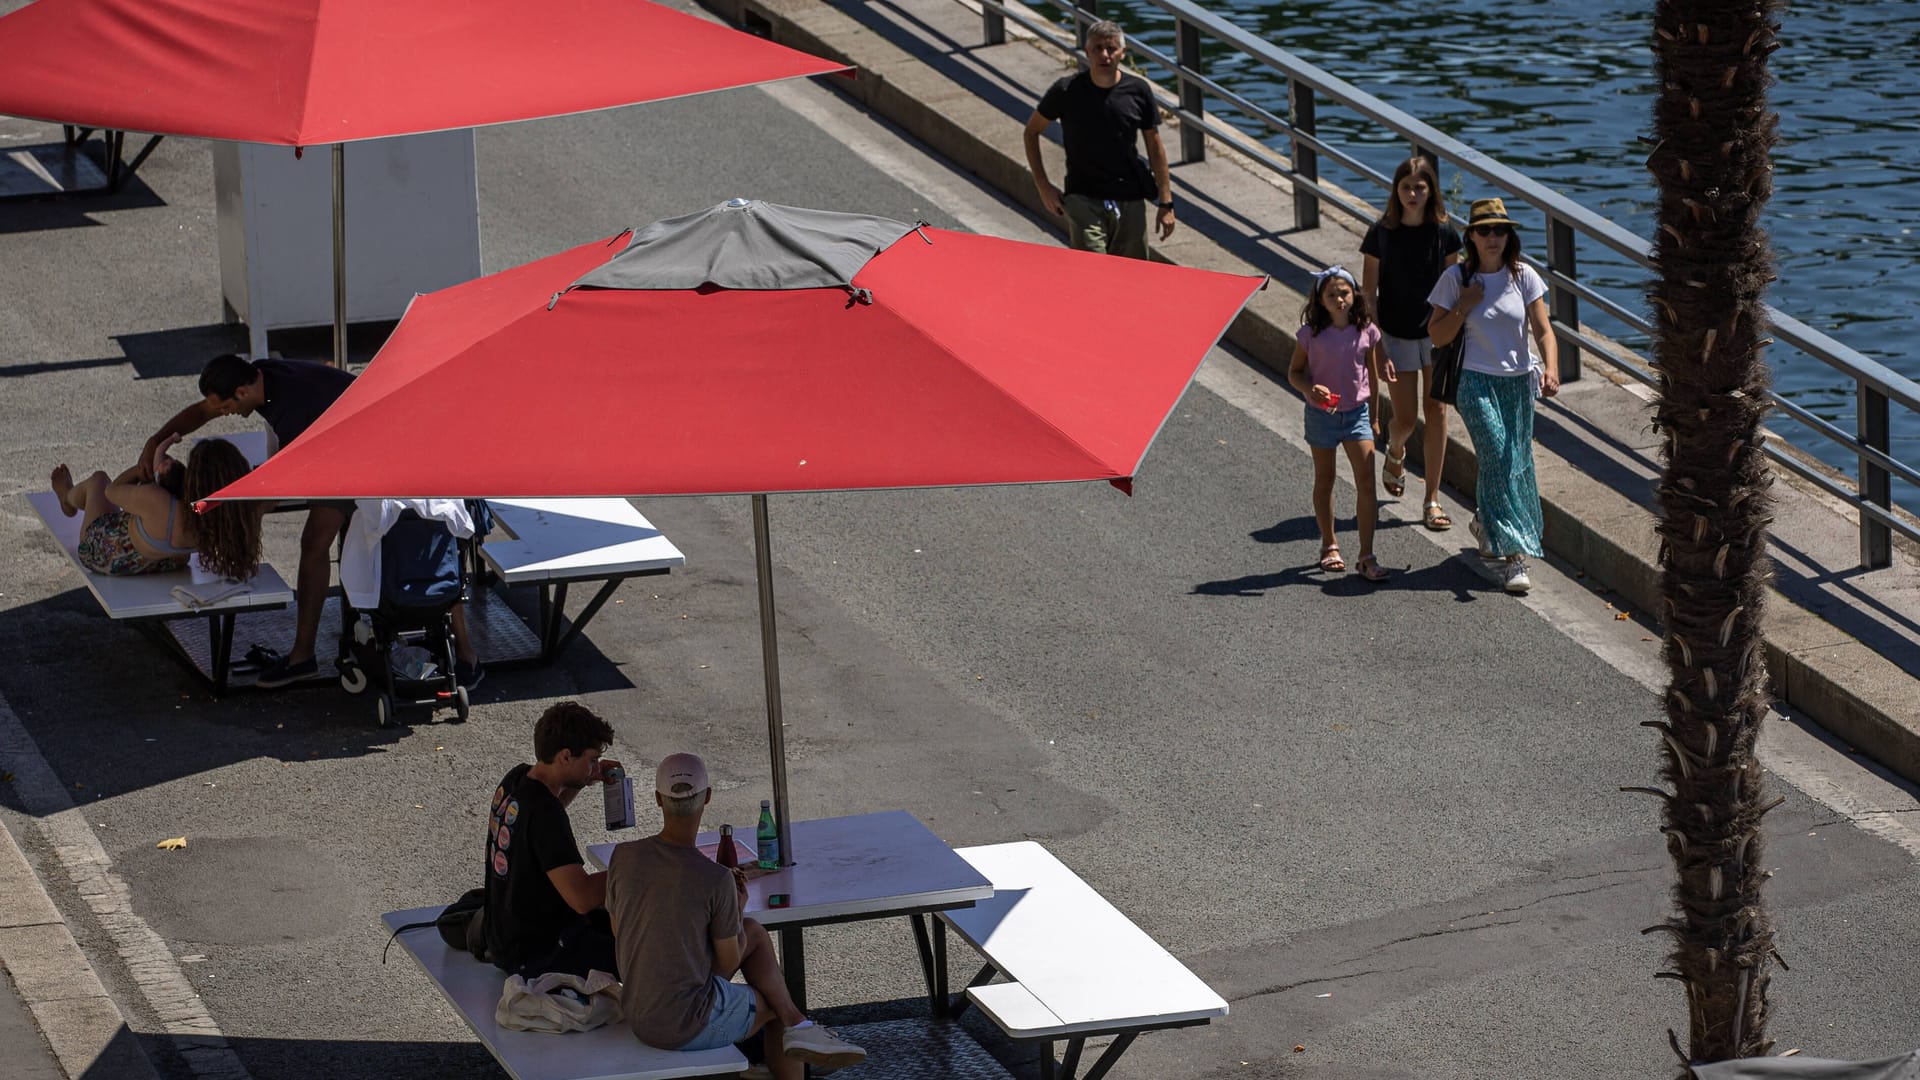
26, 489, 293, 693
476, 498, 685, 665
927, 842, 1228, 1080
380, 906, 747, 1080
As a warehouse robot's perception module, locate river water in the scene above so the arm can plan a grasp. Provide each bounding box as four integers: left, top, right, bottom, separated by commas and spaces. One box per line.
1094, 0, 1919, 486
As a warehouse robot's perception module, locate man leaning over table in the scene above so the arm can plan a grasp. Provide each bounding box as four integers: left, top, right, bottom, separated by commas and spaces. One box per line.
142, 352, 482, 689
605, 753, 867, 1076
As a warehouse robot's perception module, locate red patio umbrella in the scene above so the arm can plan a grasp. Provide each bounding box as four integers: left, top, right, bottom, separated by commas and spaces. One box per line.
0, 0, 849, 363
204, 200, 1267, 861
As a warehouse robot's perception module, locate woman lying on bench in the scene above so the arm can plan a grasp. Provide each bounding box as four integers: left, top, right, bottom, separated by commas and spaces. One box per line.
50, 437, 262, 580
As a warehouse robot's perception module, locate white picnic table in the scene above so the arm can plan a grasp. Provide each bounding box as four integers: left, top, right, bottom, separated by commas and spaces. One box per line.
590, 810, 991, 1011
936, 842, 1229, 1080
478, 498, 685, 663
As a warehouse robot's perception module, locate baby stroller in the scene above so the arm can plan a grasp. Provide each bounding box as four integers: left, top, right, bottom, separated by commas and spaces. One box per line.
335, 508, 471, 727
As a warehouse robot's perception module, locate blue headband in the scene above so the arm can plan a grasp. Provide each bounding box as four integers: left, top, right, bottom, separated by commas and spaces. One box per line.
1314, 265, 1357, 290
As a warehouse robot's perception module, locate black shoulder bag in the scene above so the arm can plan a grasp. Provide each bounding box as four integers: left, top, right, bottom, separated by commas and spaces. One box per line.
1429, 264, 1472, 405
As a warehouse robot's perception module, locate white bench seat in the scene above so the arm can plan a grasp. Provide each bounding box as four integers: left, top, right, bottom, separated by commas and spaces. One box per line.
935, 842, 1227, 1079
380, 907, 746, 1080
477, 498, 685, 663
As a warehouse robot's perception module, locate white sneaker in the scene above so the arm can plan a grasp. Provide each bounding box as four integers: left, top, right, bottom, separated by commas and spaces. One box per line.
1468, 516, 1494, 558
783, 1023, 867, 1072
1502, 559, 1533, 593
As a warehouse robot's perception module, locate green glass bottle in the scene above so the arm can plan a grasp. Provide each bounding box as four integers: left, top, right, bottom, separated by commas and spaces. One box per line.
756, 800, 779, 869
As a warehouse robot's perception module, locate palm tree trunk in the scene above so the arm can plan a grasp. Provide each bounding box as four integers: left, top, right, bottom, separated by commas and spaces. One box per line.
1643, 0, 1784, 1070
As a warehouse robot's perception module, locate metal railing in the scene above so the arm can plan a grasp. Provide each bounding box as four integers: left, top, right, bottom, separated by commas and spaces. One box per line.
970, 0, 1919, 569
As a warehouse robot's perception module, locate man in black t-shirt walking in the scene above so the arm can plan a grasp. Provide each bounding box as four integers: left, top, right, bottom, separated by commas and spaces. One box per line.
1023, 20, 1175, 259
484, 701, 626, 977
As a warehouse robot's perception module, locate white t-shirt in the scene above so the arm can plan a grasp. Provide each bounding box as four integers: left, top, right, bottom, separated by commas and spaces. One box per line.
1427, 263, 1546, 377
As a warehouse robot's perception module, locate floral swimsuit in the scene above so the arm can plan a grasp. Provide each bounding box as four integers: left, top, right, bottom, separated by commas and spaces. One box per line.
77, 500, 194, 576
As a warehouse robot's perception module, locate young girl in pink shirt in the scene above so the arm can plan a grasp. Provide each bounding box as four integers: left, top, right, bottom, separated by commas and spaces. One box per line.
1287, 266, 1393, 582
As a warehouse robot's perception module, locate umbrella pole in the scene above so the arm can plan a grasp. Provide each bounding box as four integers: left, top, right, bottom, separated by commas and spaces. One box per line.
330, 142, 348, 369
751, 494, 794, 867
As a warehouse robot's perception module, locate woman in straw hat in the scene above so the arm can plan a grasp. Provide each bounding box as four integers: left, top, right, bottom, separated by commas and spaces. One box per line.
1425, 197, 1559, 593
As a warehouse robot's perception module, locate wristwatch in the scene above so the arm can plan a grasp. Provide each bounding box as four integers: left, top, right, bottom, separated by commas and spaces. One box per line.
1157, 200, 1174, 210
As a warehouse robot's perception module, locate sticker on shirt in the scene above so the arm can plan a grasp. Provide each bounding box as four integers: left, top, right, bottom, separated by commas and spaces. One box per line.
496, 823, 512, 851
492, 849, 509, 877
503, 798, 519, 826
492, 785, 505, 811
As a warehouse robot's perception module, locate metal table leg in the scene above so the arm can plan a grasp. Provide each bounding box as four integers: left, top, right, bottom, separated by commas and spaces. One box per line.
780, 926, 807, 1013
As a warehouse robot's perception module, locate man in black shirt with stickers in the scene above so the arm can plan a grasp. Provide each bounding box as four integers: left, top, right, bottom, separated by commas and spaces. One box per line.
144, 353, 482, 689
1023, 20, 1175, 259
484, 701, 626, 977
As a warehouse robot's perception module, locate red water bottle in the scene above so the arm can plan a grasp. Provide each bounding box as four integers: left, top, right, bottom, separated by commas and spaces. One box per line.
716, 824, 739, 869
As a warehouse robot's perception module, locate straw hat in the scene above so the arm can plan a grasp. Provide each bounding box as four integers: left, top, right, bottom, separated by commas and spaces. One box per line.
1466, 198, 1518, 229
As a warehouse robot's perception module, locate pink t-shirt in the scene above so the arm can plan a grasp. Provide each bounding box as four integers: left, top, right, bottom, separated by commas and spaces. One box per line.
1298, 322, 1381, 407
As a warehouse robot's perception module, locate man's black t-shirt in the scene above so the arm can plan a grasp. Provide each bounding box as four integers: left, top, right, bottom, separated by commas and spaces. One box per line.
1360, 219, 1463, 340
254, 358, 354, 447
1037, 72, 1160, 201
484, 763, 585, 971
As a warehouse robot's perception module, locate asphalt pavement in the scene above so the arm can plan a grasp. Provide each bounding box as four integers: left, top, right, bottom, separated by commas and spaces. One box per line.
3, 17, 1920, 1080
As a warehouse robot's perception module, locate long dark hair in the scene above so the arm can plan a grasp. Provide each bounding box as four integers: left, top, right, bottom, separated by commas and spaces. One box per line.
1382, 155, 1447, 229
183, 441, 262, 582
1466, 225, 1524, 276
1300, 272, 1373, 334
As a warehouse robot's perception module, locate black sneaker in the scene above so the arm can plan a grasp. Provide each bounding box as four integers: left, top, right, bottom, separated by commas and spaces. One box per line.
454, 660, 485, 690
253, 655, 318, 689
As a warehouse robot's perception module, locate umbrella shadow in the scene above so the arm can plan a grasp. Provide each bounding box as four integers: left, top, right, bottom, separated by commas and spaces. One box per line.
0, 142, 167, 233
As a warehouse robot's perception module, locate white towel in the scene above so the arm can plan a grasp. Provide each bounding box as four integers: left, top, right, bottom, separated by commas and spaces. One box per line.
495, 969, 622, 1034
171, 580, 253, 610
340, 499, 476, 609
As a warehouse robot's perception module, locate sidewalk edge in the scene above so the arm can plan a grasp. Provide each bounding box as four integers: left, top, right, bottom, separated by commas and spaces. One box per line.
0, 813, 161, 1080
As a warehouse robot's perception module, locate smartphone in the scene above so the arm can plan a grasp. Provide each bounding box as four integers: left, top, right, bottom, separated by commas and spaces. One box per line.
767, 893, 790, 909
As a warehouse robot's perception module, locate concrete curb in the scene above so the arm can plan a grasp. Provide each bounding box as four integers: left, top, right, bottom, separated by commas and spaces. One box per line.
715, 0, 1920, 782
0, 816, 161, 1080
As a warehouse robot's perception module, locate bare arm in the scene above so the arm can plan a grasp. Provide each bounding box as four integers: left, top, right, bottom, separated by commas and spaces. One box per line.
1527, 296, 1559, 397
1143, 128, 1175, 240
1287, 340, 1330, 408
141, 400, 218, 479
546, 864, 606, 915
1023, 111, 1063, 216
1361, 255, 1380, 323
711, 934, 743, 979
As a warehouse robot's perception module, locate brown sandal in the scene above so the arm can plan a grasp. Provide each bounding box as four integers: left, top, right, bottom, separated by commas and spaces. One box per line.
1423, 500, 1453, 531
1356, 553, 1390, 582
1318, 544, 1346, 573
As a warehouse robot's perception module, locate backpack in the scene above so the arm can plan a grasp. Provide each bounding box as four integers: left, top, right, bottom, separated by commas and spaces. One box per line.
383, 887, 491, 964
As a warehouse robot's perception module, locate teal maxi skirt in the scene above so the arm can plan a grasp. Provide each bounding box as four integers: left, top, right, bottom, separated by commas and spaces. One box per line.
1455, 369, 1544, 558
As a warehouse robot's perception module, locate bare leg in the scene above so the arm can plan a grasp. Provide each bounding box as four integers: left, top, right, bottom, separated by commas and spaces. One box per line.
1344, 439, 1379, 560
737, 920, 806, 1028
71, 470, 114, 532
287, 505, 347, 665
1310, 447, 1340, 568
762, 1012, 801, 1080
1386, 370, 1420, 477
51, 466, 78, 516
1422, 375, 1450, 505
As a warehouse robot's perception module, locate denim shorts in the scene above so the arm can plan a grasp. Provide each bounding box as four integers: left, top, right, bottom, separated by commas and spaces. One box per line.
1303, 401, 1373, 449
675, 976, 756, 1051
1381, 333, 1432, 373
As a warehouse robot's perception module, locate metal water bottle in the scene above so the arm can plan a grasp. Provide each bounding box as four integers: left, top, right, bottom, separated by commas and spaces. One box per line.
717, 824, 740, 869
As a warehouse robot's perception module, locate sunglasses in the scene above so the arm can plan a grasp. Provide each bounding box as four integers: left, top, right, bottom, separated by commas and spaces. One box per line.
1470, 224, 1512, 238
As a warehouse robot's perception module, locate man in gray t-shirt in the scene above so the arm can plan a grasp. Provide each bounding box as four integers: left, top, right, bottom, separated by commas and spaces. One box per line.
606, 754, 867, 1075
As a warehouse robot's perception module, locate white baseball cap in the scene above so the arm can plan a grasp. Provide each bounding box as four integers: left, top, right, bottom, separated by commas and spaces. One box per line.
655, 753, 710, 797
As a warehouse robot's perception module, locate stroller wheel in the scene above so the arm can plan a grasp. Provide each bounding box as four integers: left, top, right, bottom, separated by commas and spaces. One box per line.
375, 694, 395, 728
452, 686, 470, 723
338, 662, 369, 695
